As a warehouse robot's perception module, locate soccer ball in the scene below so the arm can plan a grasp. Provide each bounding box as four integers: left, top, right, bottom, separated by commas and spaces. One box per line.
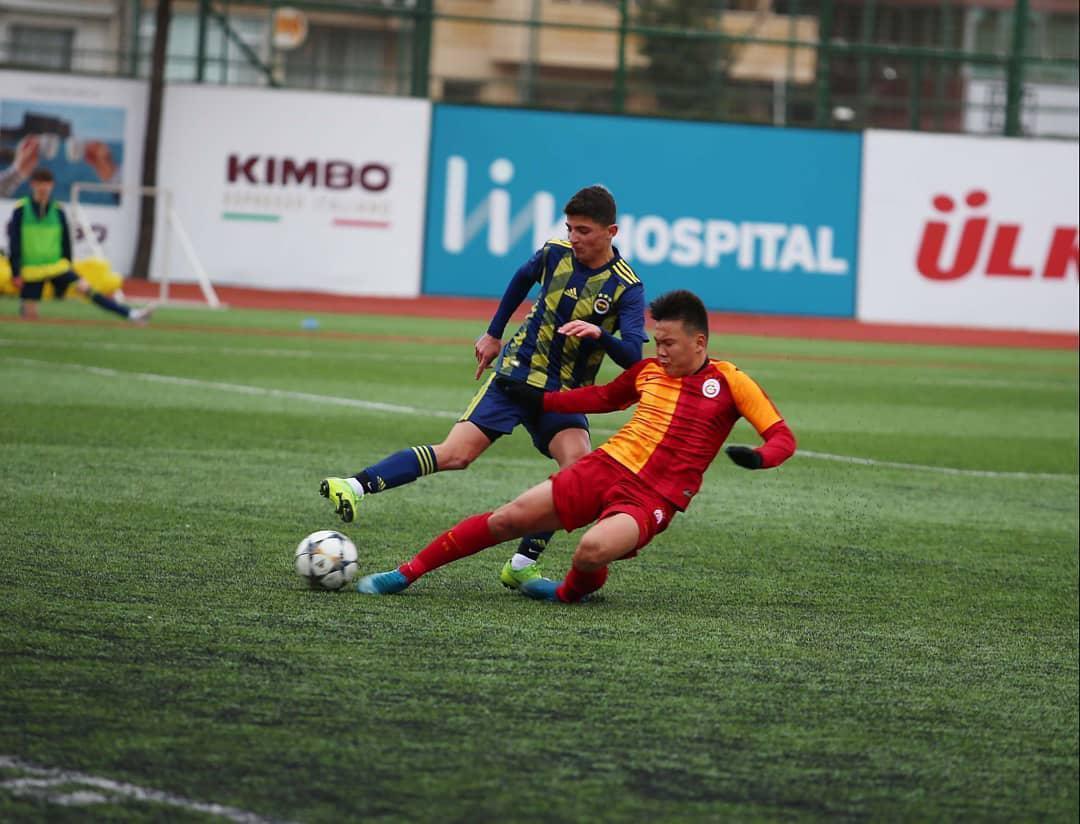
294, 530, 358, 591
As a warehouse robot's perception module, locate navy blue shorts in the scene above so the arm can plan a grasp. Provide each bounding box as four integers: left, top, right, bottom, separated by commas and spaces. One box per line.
460, 375, 589, 458
20, 270, 79, 301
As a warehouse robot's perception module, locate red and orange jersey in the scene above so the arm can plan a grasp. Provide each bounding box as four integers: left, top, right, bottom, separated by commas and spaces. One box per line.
544, 357, 794, 510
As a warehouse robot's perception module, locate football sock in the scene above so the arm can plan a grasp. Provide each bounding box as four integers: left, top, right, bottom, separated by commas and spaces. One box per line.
354, 445, 437, 494
557, 565, 609, 603
515, 532, 553, 563
345, 478, 364, 497
510, 553, 535, 571
88, 289, 131, 318
399, 512, 495, 582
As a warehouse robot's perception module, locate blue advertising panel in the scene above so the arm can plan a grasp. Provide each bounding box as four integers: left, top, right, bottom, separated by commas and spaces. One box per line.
423, 104, 861, 317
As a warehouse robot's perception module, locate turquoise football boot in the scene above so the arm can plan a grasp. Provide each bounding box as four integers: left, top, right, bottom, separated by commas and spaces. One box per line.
356, 570, 410, 595
519, 577, 561, 602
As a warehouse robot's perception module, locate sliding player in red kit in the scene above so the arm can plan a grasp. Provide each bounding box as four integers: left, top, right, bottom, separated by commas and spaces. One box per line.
354, 289, 796, 603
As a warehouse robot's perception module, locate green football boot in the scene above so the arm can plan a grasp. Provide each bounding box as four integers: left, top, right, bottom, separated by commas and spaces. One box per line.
499, 560, 544, 590
319, 477, 362, 523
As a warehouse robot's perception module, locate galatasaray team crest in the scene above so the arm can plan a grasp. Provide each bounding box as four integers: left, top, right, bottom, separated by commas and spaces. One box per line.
702, 378, 721, 398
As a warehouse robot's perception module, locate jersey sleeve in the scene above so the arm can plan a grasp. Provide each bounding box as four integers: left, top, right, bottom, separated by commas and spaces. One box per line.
597, 283, 646, 369
756, 420, 796, 468
720, 364, 783, 435
719, 362, 795, 468
543, 358, 647, 414
486, 247, 545, 339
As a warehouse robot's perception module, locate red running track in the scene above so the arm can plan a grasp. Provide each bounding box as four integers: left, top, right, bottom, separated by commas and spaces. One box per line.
121, 280, 1079, 351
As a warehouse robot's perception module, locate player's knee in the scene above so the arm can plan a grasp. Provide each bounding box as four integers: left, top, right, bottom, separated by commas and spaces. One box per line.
572, 537, 607, 572
436, 451, 473, 471
432, 444, 477, 471
488, 501, 530, 540
550, 431, 591, 468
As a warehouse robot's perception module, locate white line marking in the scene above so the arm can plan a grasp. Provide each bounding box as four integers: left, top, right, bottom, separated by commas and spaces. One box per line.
747, 367, 1077, 392
0, 336, 466, 364
2, 356, 460, 420
795, 449, 1075, 481
5, 338, 1074, 392
3, 356, 1076, 482
0, 755, 294, 822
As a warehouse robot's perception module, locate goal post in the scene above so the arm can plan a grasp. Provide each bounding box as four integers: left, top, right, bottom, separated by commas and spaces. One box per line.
69, 183, 222, 309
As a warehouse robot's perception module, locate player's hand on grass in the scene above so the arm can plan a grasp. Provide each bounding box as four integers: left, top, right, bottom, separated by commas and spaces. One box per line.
498, 378, 545, 417
558, 320, 601, 339
725, 446, 763, 470
474, 333, 502, 379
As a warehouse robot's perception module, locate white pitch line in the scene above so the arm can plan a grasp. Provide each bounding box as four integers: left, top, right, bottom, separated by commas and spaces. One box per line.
746, 367, 1077, 393
3, 356, 460, 420
5, 338, 1074, 392
796, 448, 1075, 481
0, 755, 294, 823
0, 336, 466, 364
3, 355, 1076, 482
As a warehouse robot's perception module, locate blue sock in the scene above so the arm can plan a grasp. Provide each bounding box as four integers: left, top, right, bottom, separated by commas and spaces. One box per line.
89, 289, 131, 318
354, 445, 437, 494
517, 532, 554, 562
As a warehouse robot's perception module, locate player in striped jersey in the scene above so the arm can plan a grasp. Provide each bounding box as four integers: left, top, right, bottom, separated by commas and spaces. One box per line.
321, 185, 647, 586
353, 289, 796, 601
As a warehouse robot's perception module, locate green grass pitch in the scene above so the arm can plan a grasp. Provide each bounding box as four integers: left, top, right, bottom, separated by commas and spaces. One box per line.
1, 301, 1077, 822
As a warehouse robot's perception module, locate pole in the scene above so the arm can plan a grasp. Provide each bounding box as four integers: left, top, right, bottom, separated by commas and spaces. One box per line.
131, 0, 171, 279
411, 0, 432, 98
1004, 0, 1029, 136
857, 0, 876, 128
196, 0, 209, 82
814, 0, 834, 127
910, 54, 924, 130
614, 0, 628, 113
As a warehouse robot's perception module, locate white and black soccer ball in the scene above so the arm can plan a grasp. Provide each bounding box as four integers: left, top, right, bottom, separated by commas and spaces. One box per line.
294, 530, 358, 591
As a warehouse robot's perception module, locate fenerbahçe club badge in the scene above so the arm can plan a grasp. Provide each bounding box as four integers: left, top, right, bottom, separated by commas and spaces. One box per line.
702, 378, 721, 398
593, 295, 611, 315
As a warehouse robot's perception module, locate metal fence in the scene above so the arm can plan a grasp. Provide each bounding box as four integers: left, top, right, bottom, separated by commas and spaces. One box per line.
1, 0, 1077, 138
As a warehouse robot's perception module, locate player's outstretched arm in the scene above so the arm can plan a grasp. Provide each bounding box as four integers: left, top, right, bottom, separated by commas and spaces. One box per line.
544, 359, 645, 415
725, 420, 796, 470
503, 359, 645, 418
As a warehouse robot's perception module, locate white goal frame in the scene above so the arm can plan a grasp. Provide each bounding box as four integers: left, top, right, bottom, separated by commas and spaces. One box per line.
70, 183, 222, 309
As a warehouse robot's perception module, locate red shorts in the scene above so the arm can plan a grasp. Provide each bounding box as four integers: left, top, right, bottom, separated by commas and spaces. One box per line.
550, 451, 678, 553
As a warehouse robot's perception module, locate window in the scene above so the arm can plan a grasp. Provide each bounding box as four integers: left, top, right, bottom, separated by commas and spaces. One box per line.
10, 25, 74, 71
138, 13, 270, 85
284, 25, 395, 94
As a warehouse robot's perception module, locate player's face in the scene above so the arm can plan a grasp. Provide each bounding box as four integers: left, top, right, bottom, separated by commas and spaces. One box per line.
652, 319, 707, 377
30, 179, 54, 206
566, 214, 616, 269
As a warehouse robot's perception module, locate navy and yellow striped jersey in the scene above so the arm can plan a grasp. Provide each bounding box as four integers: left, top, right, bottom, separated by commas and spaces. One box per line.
488, 239, 647, 391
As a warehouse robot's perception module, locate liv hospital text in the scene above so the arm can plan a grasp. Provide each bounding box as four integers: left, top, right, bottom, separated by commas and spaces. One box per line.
440, 157, 850, 276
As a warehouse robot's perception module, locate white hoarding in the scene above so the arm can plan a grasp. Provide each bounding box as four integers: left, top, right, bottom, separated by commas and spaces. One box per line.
0, 70, 147, 275
156, 85, 431, 296
858, 130, 1079, 333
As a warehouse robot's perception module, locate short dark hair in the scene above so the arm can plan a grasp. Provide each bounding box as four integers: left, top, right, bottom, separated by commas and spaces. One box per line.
563, 184, 616, 226
29, 167, 54, 183
649, 290, 709, 340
